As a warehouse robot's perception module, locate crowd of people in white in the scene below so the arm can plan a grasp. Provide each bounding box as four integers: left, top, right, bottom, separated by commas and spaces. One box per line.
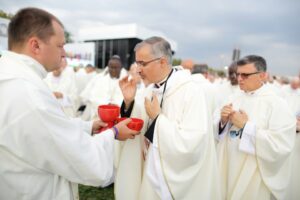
46, 56, 300, 126
1, 7, 299, 200
45, 52, 300, 200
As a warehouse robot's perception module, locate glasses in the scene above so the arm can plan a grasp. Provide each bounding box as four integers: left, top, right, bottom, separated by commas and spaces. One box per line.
235, 71, 261, 79
135, 57, 162, 67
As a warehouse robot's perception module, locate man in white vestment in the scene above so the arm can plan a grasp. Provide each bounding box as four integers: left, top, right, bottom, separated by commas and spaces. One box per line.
80, 55, 126, 120
191, 63, 219, 115
214, 62, 241, 109
75, 64, 97, 96
114, 36, 221, 200
282, 77, 300, 200
44, 58, 78, 117
215, 55, 296, 200
0, 8, 139, 200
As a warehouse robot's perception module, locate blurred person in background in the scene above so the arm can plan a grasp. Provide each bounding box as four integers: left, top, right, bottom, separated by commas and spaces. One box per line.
75, 63, 97, 95
80, 55, 126, 120
180, 58, 194, 72
282, 76, 300, 200
44, 58, 78, 117
191, 63, 218, 116
215, 61, 241, 108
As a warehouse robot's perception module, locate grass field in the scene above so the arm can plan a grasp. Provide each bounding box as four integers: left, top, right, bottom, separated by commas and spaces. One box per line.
79, 184, 114, 200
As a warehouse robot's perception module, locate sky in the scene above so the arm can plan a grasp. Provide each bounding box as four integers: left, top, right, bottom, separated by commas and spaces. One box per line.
1, 0, 300, 76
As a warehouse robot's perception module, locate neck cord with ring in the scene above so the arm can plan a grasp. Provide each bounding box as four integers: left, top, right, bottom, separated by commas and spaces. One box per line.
158, 68, 176, 108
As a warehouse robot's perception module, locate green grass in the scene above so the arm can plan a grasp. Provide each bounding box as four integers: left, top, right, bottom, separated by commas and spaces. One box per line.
79, 184, 114, 200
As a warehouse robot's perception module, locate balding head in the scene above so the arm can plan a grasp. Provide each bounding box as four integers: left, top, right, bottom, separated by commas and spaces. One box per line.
181, 59, 194, 71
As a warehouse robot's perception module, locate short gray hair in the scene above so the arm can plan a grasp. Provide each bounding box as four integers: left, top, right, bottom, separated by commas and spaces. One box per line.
236, 55, 267, 72
134, 36, 172, 65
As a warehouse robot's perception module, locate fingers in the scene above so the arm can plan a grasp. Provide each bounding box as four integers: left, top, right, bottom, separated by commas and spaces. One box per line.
131, 130, 140, 135
130, 135, 135, 139
98, 121, 108, 127
129, 77, 136, 85
119, 75, 129, 86
144, 97, 151, 111
152, 93, 159, 105
119, 118, 132, 125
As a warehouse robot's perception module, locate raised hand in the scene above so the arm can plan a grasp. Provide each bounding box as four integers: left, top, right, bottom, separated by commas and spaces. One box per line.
220, 103, 233, 124
119, 75, 137, 107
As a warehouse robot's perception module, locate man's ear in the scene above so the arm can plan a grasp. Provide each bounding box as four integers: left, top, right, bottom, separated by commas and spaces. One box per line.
160, 56, 168, 67
260, 72, 267, 82
27, 37, 41, 55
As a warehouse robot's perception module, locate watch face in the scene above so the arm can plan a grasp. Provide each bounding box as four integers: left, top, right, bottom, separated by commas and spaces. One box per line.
0, 23, 8, 37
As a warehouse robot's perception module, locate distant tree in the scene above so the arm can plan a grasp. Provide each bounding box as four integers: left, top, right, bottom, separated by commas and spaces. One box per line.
0, 10, 74, 43
0, 10, 13, 19
172, 58, 181, 66
65, 30, 74, 43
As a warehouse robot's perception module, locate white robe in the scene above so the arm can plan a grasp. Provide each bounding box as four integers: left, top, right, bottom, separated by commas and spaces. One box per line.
0, 51, 115, 200
214, 80, 241, 109
215, 85, 296, 200
44, 69, 78, 117
282, 86, 300, 113
282, 86, 300, 200
75, 68, 97, 96
114, 69, 221, 200
191, 73, 218, 115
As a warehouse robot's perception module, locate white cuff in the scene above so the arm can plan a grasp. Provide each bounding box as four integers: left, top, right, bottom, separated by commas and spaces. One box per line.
82, 120, 93, 135
239, 121, 256, 155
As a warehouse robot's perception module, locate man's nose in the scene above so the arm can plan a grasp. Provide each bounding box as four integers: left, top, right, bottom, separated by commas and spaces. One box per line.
136, 65, 142, 73
62, 48, 66, 57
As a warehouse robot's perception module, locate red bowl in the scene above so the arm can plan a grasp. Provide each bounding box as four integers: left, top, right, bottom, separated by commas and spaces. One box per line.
128, 118, 144, 131
98, 105, 120, 122
116, 117, 144, 131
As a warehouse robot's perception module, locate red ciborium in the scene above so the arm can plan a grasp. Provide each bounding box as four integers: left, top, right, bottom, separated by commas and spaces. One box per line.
97, 104, 120, 133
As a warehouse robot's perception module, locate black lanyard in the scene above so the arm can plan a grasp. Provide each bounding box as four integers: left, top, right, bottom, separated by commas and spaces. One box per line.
159, 68, 175, 108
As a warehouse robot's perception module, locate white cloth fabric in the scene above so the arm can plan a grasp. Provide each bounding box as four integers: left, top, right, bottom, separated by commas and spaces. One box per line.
214, 80, 241, 109
282, 85, 300, 200
115, 68, 221, 200
191, 73, 218, 115
75, 68, 97, 95
215, 84, 296, 200
282, 86, 300, 114
0, 51, 115, 200
44, 69, 78, 117
290, 133, 300, 200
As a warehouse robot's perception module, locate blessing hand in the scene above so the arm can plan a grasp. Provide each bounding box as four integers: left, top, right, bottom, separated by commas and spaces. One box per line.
119, 75, 137, 106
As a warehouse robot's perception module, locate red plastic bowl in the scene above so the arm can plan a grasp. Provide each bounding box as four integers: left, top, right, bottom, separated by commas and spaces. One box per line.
116, 117, 144, 131
98, 105, 120, 122
128, 118, 144, 131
